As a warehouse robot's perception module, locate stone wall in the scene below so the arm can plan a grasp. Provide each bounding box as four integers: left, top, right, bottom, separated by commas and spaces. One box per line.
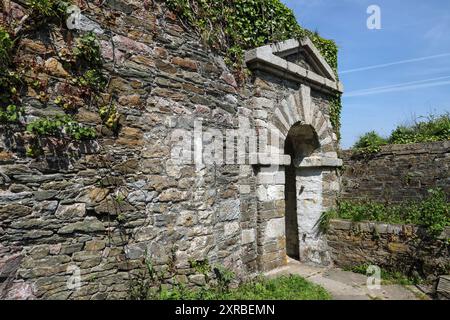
327, 219, 450, 281
0, 1, 342, 299
0, 0, 249, 299
340, 141, 450, 203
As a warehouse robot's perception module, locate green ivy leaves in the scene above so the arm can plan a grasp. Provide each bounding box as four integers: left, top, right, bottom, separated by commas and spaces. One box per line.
0, 105, 23, 123
26, 115, 96, 140
26, 0, 69, 22
165, 0, 342, 139
74, 32, 103, 68
0, 27, 13, 70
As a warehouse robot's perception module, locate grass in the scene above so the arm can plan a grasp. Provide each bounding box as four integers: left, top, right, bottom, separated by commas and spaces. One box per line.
219, 275, 331, 300
135, 275, 331, 300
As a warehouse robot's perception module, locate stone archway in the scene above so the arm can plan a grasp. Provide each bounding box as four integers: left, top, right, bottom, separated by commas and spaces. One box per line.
246, 38, 343, 271
253, 87, 342, 270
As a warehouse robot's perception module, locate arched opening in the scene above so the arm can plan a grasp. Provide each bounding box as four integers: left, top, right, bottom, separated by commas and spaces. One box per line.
284, 123, 320, 260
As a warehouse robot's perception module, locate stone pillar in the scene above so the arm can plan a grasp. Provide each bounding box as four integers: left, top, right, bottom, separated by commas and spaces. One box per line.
255, 165, 287, 272
239, 165, 258, 274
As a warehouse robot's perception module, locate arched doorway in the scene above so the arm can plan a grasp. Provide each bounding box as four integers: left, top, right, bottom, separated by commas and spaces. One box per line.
284, 122, 320, 260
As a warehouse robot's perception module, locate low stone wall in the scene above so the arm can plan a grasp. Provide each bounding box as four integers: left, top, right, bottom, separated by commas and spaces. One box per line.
327, 219, 450, 281
340, 141, 450, 203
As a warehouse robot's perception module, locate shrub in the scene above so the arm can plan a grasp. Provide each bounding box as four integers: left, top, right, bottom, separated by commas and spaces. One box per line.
353, 131, 387, 153
418, 188, 449, 236
389, 113, 450, 145
323, 188, 449, 237
354, 113, 450, 153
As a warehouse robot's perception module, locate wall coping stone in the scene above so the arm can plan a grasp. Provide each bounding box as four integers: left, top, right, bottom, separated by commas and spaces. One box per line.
340, 140, 450, 158
329, 219, 450, 239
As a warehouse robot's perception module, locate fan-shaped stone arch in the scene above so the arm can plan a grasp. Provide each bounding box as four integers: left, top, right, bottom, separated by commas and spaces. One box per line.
266, 86, 337, 163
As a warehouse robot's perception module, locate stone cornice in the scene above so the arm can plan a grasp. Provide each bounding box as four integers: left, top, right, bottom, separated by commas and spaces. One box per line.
245, 38, 344, 94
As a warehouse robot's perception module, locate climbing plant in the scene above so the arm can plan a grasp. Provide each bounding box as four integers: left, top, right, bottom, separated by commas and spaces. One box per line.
26, 115, 97, 140
165, 0, 342, 138
0, 1, 111, 157
26, 0, 69, 23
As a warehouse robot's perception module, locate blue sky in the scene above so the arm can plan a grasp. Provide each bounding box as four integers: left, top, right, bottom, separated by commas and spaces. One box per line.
282, 0, 450, 148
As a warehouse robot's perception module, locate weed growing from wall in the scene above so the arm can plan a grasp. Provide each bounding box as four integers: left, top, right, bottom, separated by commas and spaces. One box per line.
321, 188, 449, 237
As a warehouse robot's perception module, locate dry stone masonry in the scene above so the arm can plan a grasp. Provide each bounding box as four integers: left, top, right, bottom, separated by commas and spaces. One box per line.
0, 1, 342, 299
340, 141, 450, 203
328, 219, 450, 282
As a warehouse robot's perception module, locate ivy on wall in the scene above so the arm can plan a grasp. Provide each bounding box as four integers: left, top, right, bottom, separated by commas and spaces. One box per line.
166, 0, 342, 139
0, 0, 120, 156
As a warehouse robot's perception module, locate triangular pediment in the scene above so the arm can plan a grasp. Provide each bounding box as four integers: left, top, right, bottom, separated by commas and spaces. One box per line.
245, 38, 343, 93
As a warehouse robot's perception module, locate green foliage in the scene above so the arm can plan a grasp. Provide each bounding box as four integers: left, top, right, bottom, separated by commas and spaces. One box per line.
353, 131, 387, 153
0, 28, 21, 108
213, 264, 235, 293
132, 273, 330, 300
0, 105, 23, 123
26, 0, 69, 21
99, 105, 120, 131
74, 32, 103, 68
219, 275, 331, 300
418, 188, 450, 236
25, 144, 43, 158
324, 188, 449, 237
26, 115, 96, 140
166, 0, 338, 70
75, 69, 106, 90
0, 27, 13, 70
165, 0, 342, 137
329, 94, 342, 141
189, 259, 211, 275
0, 71, 21, 107
130, 255, 330, 300
389, 113, 450, 145
355, 113, 450, 153
72, 33, 105, 92
317, 208, 337, 233
26, 116, 64, 136
64, 120, 97, 140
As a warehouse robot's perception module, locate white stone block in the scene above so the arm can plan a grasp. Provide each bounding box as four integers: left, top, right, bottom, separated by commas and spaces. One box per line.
253, 110, 268, 119
265, 218, 285, 239
241, 229, 256, 244
257, 172, 285, 184
266, 185, 285, 201
239, 185, 251, 194
256, 185, 268, 201
224, 222, 240, 236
